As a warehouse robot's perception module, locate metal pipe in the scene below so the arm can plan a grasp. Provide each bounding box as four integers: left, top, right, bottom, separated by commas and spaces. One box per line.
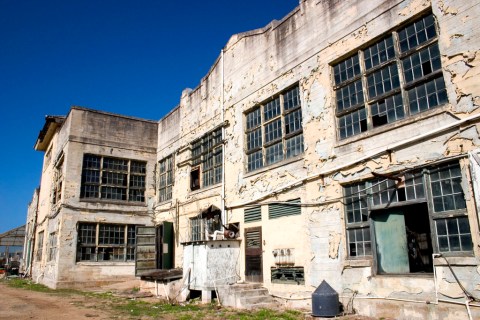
228, 112, 480, 209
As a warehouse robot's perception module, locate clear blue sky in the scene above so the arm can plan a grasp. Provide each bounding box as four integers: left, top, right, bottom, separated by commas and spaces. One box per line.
0, 0, 299, 233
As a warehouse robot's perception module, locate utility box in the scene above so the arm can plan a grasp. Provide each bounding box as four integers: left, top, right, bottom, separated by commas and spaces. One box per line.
312, 280, 339, 317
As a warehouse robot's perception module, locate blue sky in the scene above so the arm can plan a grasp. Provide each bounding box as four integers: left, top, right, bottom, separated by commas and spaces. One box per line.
0, 0, 299, 233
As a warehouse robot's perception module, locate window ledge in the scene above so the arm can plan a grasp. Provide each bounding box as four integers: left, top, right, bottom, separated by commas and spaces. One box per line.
344, 258, 373, 268
79, 199, 147, 207
335, 106, 449, 148
188, 183, 222, 196
76, 261, 134, 266
244, 155, 304, 179
433, 256, 477, 266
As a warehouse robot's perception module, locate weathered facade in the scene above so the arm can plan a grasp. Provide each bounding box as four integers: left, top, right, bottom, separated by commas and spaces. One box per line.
27, 0, 480, 318
29, 108, 157, 288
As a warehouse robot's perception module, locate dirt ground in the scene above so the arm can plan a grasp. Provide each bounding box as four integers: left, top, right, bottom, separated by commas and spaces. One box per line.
0, 281, 383, 320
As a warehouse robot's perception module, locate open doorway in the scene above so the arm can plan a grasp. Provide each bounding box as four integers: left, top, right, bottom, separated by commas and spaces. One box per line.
372, 203, 433, 274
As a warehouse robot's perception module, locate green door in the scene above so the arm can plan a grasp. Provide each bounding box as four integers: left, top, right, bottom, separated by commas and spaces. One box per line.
373, 210, 409, 274
160, 221, 174, 269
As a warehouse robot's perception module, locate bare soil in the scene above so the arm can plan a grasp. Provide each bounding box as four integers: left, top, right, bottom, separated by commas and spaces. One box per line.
0, 282, 113, 320
0, 281, 383, 320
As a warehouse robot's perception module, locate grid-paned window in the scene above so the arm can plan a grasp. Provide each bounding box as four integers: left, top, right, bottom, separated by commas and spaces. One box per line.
333, 13, 447, 139
52, 157, 63, 206
344, 182, 371, 257
76, 223, 136, 262
343, 162, 472, 262
48, 232, 57, 262
80, 154, 146, 203
190, 128, 223, 190
245, 85, 304, 172
158, 155, 174, 202
36, 231, 44, 261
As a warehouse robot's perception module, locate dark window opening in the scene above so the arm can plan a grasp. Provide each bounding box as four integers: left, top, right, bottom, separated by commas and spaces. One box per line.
190, 167, 200, 191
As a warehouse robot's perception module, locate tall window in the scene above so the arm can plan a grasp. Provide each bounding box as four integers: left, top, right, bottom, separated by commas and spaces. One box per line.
48, 232, 57, 261
36, 231, 44, 261
158, 155, 174, 202
245, 85, 304, 172
190, 128, 223, 190
52, 156, 63, 206
333, 13, 447, 139
76, 223, 136, 262
343, 162, 472, 274
80, 154, 146, 203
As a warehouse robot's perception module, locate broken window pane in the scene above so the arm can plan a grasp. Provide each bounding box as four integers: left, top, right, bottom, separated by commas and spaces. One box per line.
430, 163, 466, 212
77, 223, 136, 262
80, 154, 146, 203
335, 13, 446, 140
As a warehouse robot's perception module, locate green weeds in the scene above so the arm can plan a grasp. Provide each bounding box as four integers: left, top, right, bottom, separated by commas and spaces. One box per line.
2, 278, 305, 319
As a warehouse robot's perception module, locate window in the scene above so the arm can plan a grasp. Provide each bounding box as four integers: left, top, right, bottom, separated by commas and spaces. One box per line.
190, 211, 222, 241
158, 155, 174, 202
268, 199, 301, 219
52, 157, 63, 206
36, 231, 44, 261
333, 13, 447, 139
190, 128, 223, 190
245, 85, 304, 172
48, 232, 57, 261
80, 154, 146, 203
76, 223, 136, 262
343, 162, 472, 274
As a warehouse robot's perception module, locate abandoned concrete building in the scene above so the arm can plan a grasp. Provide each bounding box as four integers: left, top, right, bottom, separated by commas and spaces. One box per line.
26, 0, 480, 318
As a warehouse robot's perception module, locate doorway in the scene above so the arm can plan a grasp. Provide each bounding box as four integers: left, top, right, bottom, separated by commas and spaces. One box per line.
372, 203, 433, 274
245, 227, 263, 282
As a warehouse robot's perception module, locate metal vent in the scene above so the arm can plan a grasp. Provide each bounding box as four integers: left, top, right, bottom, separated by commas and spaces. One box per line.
268, 198, 301, 219
244, 206, 261, 223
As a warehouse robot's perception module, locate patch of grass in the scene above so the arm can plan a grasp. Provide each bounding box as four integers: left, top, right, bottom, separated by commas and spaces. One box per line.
4, 278, 53, 292
2, 279, 306, 319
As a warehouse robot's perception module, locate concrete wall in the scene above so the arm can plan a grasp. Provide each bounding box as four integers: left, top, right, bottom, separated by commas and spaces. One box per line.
31, 107, 158, 288
150, 0, 480, 318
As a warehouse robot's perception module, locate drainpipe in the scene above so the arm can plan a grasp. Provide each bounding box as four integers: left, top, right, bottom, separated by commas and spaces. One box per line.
221, 48, 226, 231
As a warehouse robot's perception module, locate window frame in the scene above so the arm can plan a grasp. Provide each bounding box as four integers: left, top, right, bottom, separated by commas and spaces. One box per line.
343, 161, 472, 262
80, 154, 147, 203
48, 232, 57, 262
333, 12, 448, 140
245, 85, 304, 172
76, 223, 136, 262
158, 155, 174, 202
52, 155, 64, 206
36, 231, 45, 261
190, 128, 223, 190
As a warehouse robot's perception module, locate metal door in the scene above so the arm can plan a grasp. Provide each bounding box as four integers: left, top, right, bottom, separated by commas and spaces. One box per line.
373, 210, 409, 274
245, 227, 263, 282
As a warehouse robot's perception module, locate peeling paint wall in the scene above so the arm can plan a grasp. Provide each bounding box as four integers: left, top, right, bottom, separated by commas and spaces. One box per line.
151, 0, 480, 318
27, 0, 480, 317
